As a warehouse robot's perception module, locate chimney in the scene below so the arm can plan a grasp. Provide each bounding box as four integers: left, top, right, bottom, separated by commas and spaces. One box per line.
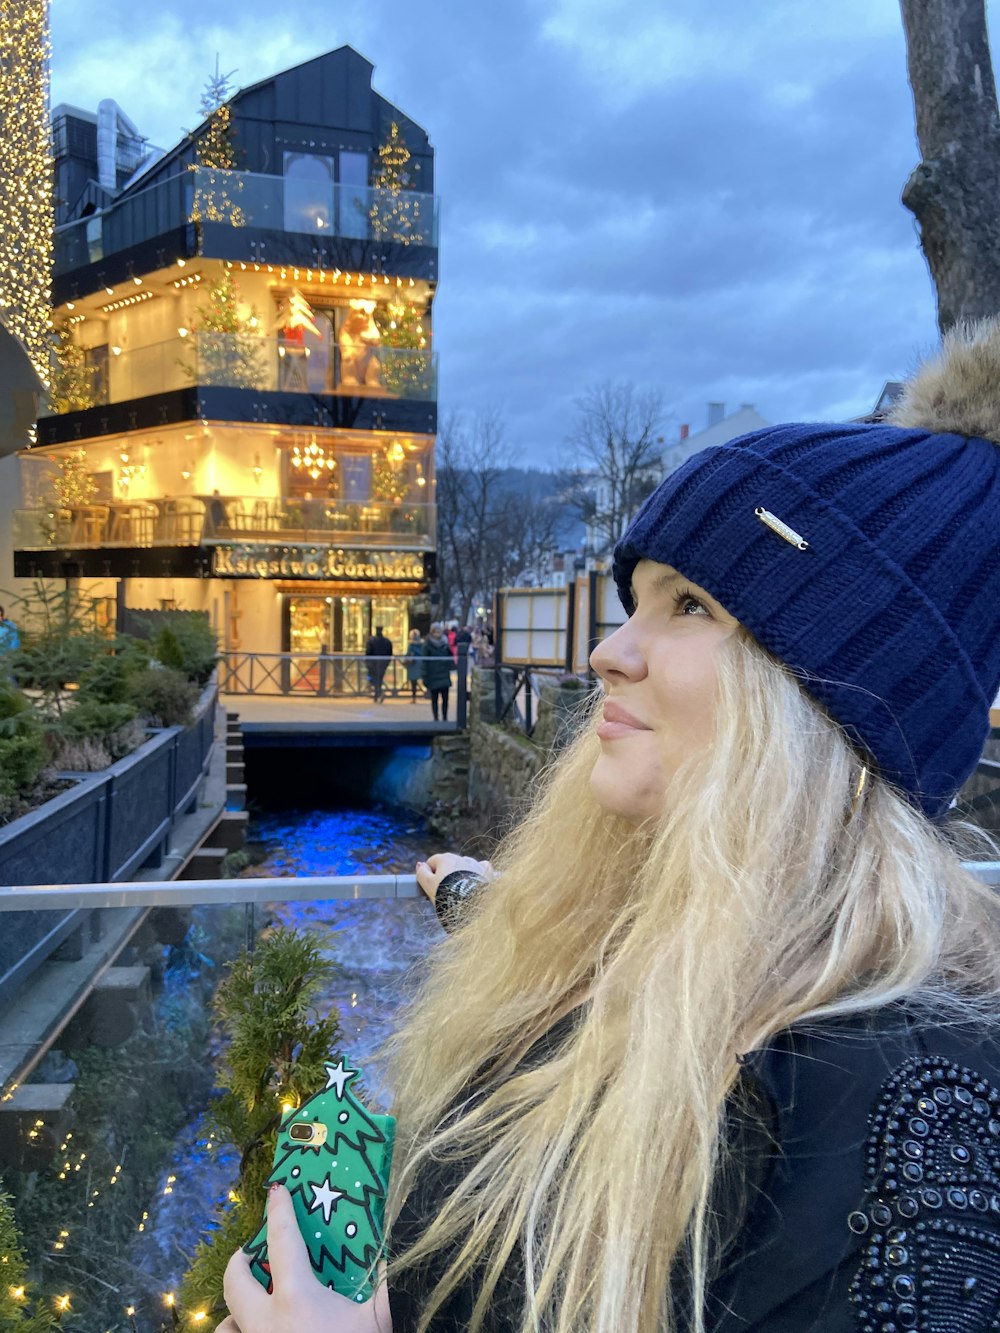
707, 402, 725, 428
679, 423, 689, 440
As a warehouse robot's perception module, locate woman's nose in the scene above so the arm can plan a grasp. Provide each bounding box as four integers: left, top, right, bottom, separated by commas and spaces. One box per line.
590, 622, 647, 682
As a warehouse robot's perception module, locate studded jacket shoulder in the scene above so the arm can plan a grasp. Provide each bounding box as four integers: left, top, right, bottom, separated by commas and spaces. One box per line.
709, 1007, 1000, 1332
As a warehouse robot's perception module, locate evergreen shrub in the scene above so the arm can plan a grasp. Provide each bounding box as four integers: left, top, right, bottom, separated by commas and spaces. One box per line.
152, 615, 218, 684
128, 665, 199, 728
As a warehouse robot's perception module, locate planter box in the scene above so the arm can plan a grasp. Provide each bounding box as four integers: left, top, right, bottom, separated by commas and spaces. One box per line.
0, 683, 218, 1006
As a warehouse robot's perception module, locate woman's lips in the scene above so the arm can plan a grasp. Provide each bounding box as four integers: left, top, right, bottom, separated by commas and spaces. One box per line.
597, 702, 651, 740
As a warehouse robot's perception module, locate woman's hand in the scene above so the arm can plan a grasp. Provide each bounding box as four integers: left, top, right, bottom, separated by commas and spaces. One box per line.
415, 853, 494, 905
219, 1185, 392, 1332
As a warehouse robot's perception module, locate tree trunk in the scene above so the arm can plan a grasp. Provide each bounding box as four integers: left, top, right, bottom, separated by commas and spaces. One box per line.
900, 0, 1000, 331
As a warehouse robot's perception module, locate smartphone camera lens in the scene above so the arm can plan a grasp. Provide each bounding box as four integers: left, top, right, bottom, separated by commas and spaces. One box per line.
289, 1122, 316, 1142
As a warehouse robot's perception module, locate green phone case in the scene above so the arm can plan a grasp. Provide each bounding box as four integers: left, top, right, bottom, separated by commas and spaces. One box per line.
244, 1058, 395, 1304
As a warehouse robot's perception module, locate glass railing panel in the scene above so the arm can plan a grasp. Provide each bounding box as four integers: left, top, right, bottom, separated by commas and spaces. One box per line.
53, 170, 439, 276
41, 333, 436, 413
14, 496, 434, 551
205, 498, 435, 546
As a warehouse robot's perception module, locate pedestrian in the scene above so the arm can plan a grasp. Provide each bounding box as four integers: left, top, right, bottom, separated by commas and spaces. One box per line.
447, 623, 458, 656
364, 624, 393, 704
419, 622, 454, 721
222, 321, 1000, 1332
404, 627, 424, 702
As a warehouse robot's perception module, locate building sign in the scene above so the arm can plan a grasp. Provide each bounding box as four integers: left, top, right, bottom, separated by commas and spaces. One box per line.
211, 543, 427, 581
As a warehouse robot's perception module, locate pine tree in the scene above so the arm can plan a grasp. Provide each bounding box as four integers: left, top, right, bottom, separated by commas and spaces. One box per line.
375, 294, 431, 397
179, 930, 356, 1325
182, 267, 264, 389
47, 320, 96, 414
245, 1059, 394, 1303
369, 122, 425, 245
0, 1185, 58, 1329
52, 448, 98, 508
190, 59, 245, 226
371, 445, 409, 504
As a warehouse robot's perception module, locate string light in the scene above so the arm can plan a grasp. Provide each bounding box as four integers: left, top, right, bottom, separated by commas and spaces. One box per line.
0, 0, 53, 381
101, 289, 156, 313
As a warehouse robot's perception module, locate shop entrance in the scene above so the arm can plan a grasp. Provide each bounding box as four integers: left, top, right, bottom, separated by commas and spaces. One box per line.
286, 594, 410, 656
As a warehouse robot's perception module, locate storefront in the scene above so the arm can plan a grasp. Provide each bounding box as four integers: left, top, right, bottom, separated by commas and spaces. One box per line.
284, 587, 418, 654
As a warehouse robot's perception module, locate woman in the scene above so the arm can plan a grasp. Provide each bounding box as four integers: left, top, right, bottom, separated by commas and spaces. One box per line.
222, 322, 1000, 1332
404, 627, 424, 703
420, 623, 454, 722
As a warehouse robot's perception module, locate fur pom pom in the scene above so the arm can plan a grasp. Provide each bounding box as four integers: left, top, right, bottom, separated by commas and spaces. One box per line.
888, 317, 1000, 444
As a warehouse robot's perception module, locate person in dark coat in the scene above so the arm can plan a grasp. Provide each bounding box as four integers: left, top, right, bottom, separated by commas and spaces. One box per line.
418, 622, 454, 721
403, 627, 424, 702
222, 322, 1000, 1333
364, 625, 393, 704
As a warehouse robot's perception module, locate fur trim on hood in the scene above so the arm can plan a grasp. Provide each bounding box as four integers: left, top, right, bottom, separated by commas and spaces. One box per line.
888, 317, 1000, 444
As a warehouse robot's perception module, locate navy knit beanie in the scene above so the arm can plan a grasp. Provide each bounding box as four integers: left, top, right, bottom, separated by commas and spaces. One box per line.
613, 322, 1000, 819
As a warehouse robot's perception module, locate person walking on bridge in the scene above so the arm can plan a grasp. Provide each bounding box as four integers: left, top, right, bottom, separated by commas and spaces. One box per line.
365, 624, 393, 704
420, 622, 454, 721
404, 627, 424, 702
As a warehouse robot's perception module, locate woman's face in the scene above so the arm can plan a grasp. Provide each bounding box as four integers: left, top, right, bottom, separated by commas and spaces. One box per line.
589, 560, 740, 822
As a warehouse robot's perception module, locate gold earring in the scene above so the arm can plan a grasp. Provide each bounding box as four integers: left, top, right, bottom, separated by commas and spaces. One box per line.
850, 765, 869, 817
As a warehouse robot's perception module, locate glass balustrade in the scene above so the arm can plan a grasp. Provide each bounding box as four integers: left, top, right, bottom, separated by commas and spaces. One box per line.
13, 497, 436, 550
40, 333, 437, 415
54, 169, 439, 274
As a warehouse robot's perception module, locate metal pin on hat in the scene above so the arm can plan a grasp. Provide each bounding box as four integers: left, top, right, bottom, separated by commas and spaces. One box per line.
755, 506, 809, 551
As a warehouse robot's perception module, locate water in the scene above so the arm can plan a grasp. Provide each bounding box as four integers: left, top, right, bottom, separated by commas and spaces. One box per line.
239, 805, 443, 1099
130, 803, 442, 1312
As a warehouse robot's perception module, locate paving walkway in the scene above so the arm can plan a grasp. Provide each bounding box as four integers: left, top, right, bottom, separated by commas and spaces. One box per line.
220, 692, 457, 728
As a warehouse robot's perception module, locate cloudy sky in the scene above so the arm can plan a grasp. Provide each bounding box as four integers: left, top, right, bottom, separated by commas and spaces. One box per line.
50, 0, 960, 465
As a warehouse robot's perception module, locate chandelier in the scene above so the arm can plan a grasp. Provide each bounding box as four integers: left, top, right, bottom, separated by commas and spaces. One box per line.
290, 436, 337, 482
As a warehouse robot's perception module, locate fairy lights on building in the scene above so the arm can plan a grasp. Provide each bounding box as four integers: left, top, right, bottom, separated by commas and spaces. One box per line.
0, 0, 54, 381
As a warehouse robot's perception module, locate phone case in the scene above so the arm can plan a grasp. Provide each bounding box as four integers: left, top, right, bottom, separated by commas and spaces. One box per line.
244, 1057, 396, 1304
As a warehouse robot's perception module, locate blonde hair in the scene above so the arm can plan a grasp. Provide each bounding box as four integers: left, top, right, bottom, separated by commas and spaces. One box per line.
381, 635, 1000, 1332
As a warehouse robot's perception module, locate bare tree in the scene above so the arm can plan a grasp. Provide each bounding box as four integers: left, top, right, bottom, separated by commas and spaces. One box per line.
563, 382, 664, 555
899, 0, 1000, 331
435, 409, 510, 625
435, 411, 572, 620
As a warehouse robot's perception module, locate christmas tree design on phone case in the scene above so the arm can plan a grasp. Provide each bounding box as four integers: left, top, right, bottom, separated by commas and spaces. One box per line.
245, 1058, 395, 1303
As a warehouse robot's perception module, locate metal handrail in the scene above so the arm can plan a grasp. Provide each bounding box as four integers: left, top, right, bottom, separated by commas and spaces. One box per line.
0, 874, 423, 911
2, 864, 999, 911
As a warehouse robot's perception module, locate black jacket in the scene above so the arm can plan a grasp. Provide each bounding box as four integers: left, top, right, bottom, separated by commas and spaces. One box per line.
389, 1003, 1000, 1330
420, 637, 454, 690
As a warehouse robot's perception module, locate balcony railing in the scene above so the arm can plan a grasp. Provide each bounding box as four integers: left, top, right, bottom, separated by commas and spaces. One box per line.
12, 496, 436, 551
54, 168, 439, 273
42, 333, 436, 417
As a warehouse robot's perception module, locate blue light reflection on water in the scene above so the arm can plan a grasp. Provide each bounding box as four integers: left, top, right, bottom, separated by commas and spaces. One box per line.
131, 805, 442, 1304
240, 805, 443, 1103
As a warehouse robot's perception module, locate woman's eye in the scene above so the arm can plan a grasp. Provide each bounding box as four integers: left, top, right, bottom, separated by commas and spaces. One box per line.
676, 592, 709, 616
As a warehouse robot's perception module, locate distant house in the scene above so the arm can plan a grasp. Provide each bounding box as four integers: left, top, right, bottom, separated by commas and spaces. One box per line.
853, 380, 906, 424
662, 402, 770, 476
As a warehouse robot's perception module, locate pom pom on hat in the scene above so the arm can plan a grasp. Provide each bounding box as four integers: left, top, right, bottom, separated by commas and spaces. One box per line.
889, 317, 1000, 444
613, 320, 1000, 819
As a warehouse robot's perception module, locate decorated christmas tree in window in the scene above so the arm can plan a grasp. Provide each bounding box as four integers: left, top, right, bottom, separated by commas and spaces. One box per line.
369, 122, 425, 245
182, 267, 264, 388
371, 442, 410, 505
53, 448, 98, 507
245, 1059, 395, 1303
189, 59, 245, 226
375, 293, 430, 396
48, 320, 96, 413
